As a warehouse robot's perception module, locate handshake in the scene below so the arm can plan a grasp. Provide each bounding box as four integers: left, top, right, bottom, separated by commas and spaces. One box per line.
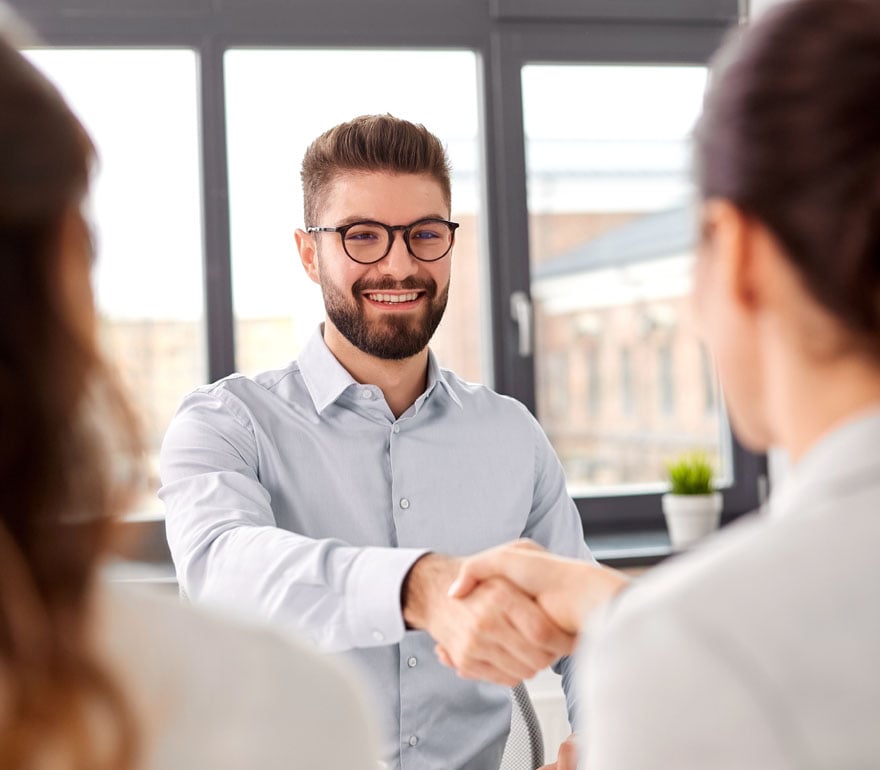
401, 540, 628, 686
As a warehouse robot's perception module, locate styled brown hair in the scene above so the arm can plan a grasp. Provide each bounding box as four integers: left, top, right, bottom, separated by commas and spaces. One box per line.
0, 28, 143, 770
695, 0, 880, 345
301, 113, 452, 225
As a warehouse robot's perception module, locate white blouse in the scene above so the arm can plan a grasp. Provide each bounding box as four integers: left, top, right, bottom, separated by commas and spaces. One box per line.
580, 408, 880, 769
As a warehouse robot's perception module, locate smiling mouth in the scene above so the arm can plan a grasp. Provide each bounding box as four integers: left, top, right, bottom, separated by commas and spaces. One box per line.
363, 291, 425, 306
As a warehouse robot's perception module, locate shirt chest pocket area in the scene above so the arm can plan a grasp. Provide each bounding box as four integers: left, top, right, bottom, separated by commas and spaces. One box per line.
389, 457, 535, 555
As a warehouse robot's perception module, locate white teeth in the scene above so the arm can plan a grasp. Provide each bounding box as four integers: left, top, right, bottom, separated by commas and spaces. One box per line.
366, 292, 419, 304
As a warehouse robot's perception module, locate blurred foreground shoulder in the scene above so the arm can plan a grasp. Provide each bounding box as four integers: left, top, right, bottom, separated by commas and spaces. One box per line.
96, 583, 379, 770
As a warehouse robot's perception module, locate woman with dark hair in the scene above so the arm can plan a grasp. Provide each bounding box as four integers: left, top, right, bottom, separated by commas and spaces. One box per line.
449, 1, 880, 767
0, 20, 376, 770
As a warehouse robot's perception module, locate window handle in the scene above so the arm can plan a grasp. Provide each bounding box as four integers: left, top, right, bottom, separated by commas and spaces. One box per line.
510, 290, 533, 358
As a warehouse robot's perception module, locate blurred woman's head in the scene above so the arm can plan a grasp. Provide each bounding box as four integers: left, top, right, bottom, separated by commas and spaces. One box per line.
693, 0, 880, 453
0, 24, 142, 770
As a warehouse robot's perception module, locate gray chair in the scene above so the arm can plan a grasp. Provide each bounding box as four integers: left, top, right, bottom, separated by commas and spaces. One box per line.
500, 682, 545, 770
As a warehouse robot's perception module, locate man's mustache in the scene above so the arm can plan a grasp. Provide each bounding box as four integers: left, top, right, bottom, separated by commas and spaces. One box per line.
352, 276, 437, 298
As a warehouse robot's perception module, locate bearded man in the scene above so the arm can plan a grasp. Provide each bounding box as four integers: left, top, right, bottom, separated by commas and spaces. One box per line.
160, 114, 592, 770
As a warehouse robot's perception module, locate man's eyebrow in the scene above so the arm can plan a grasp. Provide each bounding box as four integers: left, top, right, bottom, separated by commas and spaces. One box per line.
329, 214, 450, 226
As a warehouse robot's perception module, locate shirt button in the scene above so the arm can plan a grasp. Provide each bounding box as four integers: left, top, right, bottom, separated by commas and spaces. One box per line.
408, 736, 419, 747
361, 389, 373, 400
372, 630, 385, 642
407, 656, 418, 668
393, 424, 400, 434
399, 498, 410, 510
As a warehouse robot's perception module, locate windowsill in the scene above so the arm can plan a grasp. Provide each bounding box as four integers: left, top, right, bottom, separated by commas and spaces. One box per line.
589, 529, 674, 568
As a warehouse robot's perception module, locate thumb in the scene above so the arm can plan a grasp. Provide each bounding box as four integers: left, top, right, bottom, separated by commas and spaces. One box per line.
448, 540, 550, 599
446, 565, 481, 599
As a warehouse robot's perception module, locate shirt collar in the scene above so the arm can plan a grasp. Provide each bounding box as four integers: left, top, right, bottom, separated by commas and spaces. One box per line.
298, 327, 360, 414
424, 347, 463, 410
298, 326, 462, 414
769, 405, 880, 519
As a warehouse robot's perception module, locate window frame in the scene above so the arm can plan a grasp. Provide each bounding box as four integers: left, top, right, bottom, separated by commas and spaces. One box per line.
15, 0, 764, 541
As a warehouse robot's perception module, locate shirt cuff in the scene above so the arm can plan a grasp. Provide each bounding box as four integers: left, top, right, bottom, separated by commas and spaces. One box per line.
344, 546, 430, 648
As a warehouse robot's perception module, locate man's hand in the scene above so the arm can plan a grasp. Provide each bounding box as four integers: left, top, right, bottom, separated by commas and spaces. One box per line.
447, 540, 629, 634
402, 553, 576, 686
540, 734, 577, 770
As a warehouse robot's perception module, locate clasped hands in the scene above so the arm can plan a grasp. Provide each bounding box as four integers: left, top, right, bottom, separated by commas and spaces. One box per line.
401, 540, 628, 686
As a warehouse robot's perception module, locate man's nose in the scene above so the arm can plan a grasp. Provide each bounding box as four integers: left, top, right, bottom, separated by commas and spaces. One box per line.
378, 231, 419, 280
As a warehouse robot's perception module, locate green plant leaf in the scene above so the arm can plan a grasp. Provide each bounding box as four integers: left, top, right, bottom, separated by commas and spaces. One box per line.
664, 452, 716, 495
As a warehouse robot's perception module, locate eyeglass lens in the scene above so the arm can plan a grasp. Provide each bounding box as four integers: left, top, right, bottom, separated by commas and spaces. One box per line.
343, 220, 454, 263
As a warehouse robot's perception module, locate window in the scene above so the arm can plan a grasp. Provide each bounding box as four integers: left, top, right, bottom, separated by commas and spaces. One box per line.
658, 344, 675, 416
225, 49, 485, 381
523, 63, 735, 503
24, 48, 205, 518
541, 351, 570, 419
701, 345, 718, 415
587, 345, 601, 418
16, 0, 761, 538
620, 348, 635, 418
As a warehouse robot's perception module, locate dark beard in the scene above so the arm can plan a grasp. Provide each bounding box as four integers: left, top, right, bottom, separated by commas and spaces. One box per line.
322, 274, 449, 360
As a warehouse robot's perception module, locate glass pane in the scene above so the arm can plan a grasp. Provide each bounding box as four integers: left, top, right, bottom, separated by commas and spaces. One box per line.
523, 64, 730, 496
225, 50, 485, 382
25, 49, 206, 518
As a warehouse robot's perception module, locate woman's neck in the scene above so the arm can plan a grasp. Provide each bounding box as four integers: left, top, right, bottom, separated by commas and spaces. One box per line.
769, 345, 880, 463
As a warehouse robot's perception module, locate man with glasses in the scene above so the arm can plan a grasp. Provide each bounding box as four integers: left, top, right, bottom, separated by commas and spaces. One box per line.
160, 114, 591, 770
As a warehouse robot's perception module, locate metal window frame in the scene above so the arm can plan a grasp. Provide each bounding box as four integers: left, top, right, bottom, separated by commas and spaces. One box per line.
13, 0, 764, 536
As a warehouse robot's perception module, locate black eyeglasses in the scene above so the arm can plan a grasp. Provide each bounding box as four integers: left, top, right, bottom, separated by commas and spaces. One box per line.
307, 218, 459, 264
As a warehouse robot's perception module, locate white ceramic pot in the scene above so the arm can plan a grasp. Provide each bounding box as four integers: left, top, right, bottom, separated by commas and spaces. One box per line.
661, 492, 723, 551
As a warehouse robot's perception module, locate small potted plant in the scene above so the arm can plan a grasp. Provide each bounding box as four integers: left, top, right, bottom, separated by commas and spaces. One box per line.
662, 452, 723, 550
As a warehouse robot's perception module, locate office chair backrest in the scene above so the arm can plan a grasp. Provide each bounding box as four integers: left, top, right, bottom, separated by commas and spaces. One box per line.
499, 682, 545, 770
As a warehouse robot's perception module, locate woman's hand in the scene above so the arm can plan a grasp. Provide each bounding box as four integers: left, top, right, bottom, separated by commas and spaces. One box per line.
447, 540, 629, 634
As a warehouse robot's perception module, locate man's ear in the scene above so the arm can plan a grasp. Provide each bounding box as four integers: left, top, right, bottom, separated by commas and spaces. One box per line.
294, 228, 321, 285
701, 198, 761, 313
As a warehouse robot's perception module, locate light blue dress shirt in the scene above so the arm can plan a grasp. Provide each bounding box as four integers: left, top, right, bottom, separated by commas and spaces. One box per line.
160, 327, 591, 770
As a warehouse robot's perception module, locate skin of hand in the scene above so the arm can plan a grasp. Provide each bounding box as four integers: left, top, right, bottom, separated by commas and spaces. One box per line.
446, 540, 630, 634
402, 553, 577, 686
540, 733, 577, 770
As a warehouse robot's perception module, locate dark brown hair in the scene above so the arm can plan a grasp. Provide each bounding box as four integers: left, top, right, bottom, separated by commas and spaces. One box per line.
695, 0, 880, 344
0, 30, 143, 770
301, 113, 452, 225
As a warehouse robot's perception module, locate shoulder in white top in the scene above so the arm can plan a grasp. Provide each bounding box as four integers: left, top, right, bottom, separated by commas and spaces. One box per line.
580, 409, 880, 770
95, 582, 379, 770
